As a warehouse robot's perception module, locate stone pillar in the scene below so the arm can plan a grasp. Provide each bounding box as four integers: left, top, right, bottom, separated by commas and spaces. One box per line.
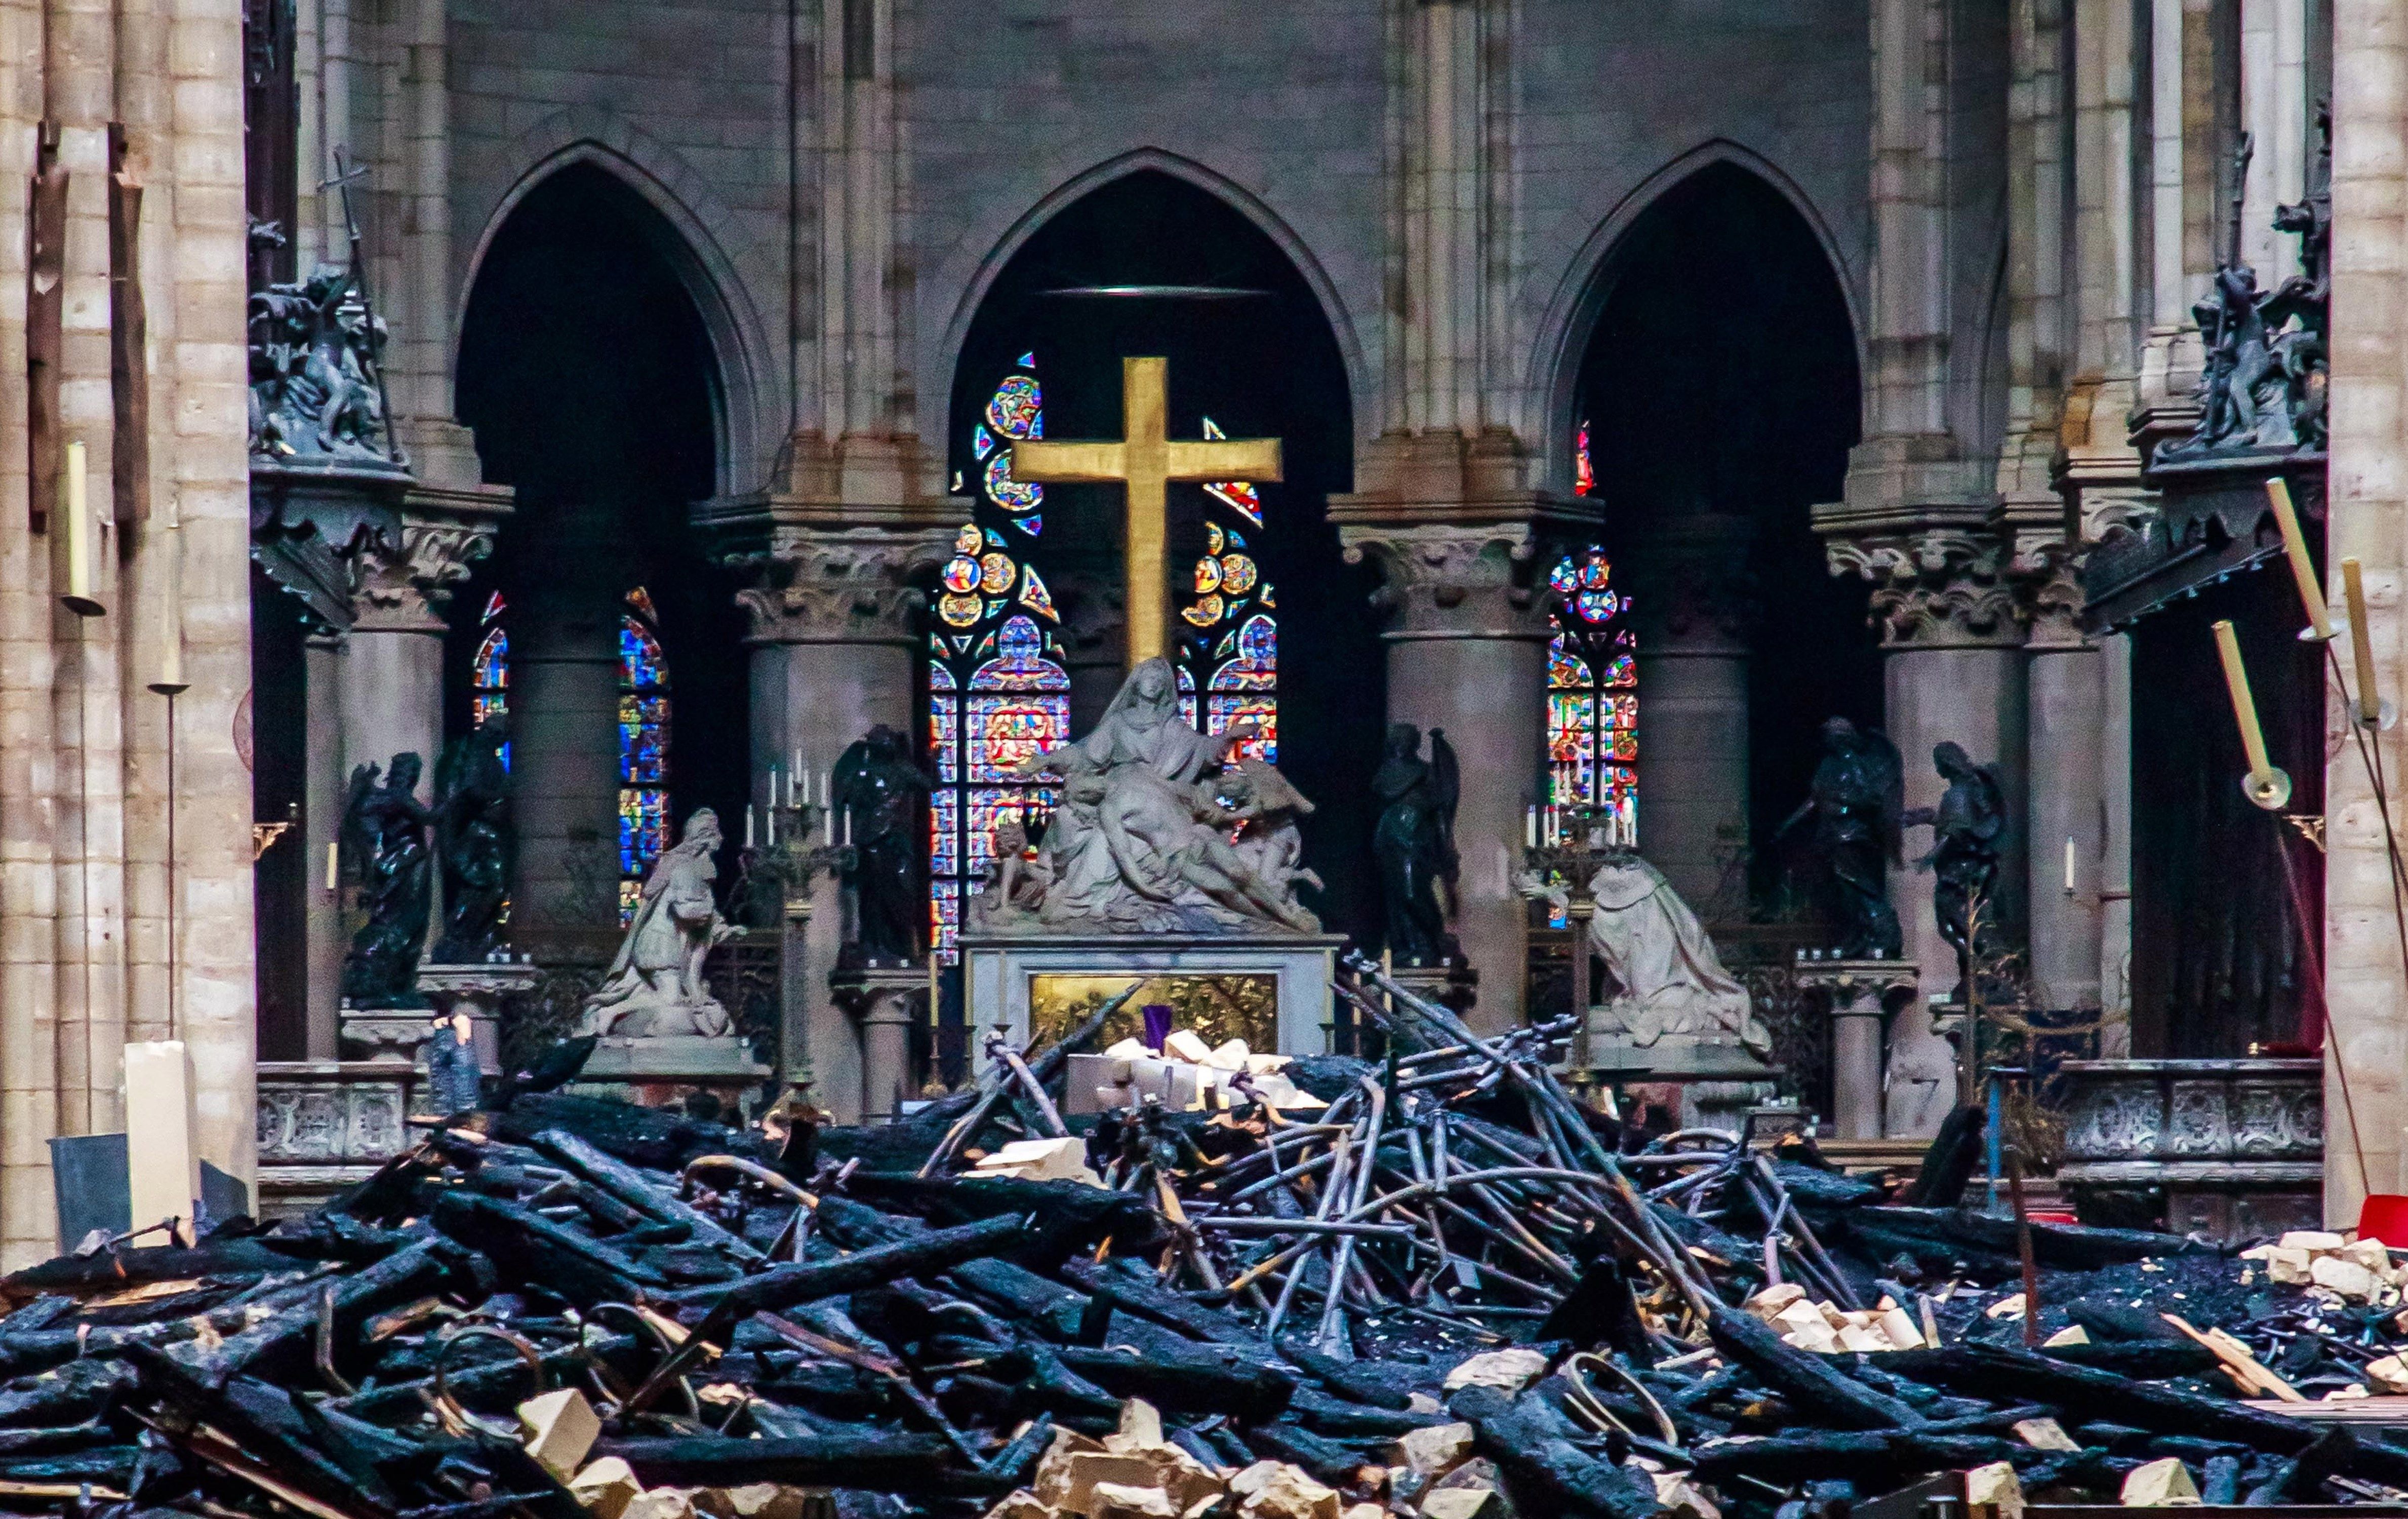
2098, 630, 2135, 1053
727, 524, 948, 1122
2324, 0, 2407, 1224
1622, 515, 1755, 913
1824, 526, 2030, 1136
304, 633, 345, 1058
510, 527, 625, 939
834, 970, 926, 1124
2022, 555, 2105, 1014
1800, 960, 1921, 1140
1335, 512, 1558, 1035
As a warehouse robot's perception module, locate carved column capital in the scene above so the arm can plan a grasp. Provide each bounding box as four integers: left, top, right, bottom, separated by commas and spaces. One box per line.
1337, 521, 1556, 642
726, 524, 955, 646
1824, 526, 2029, 650
2010, 535, 2091, 650
348, 500, 505, 633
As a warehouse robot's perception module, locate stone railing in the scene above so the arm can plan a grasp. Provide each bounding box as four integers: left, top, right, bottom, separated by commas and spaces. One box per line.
2056, 1057, 2322, 1238
256, 1061, 417, 1218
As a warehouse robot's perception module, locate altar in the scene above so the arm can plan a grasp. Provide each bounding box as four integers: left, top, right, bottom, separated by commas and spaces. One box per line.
961, 930, 1345, 1059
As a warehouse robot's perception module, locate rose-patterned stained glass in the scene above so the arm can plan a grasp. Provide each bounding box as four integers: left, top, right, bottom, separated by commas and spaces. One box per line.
1546, 546, 1637, 839
619, 591, 672, 924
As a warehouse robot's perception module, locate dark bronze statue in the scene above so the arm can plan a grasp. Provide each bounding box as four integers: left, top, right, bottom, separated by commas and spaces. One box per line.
431, 716, 512, 963
836, 725, 932, 964
1779, 717, 1905, 959
247, 262, 393, 463
341, 752, 434, 1006
1903, 740, 2009, 966
2159, 117, 2330, 462
1370, 723, 1460, 965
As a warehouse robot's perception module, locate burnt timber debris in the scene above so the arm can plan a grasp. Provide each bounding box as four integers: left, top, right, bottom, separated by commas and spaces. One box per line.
12, 969, 2408, 1519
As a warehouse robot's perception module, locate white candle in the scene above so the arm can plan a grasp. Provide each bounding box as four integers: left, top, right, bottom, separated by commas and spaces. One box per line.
842, 808, 852, 847
746, 806, 755, 848
767, 805, 778, 847
2064, 834, 2076, 895
1525, 805, 1538, 850
61, 440, 101, 617
793, 749, 805, 800
325, 840, 339, 892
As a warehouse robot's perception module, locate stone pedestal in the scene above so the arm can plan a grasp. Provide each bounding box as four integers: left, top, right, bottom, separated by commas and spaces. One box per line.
2056, 1057, 2323, 1238
831, 965, 928, 1123
574, 1037, 773, 1114
961, 932, 1345, 1065
413, 962, 537, 1071
1795, 957, 1920, 1140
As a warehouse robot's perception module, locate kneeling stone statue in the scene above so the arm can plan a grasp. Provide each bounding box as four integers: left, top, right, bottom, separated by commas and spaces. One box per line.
580, 808, 737, 1038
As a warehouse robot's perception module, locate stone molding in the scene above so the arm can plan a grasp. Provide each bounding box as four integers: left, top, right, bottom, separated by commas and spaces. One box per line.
1337, 521, 1556, 642
1824, 526, 2030, 650
727, 524, 955, 646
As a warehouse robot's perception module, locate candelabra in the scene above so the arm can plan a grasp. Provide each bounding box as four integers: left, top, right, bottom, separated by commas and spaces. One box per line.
1518, 800, 1633, 1090
739, 779, 852, 925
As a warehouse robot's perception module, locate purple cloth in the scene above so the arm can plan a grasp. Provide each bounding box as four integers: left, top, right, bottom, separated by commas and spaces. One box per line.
1142, 1004, 1174, 1052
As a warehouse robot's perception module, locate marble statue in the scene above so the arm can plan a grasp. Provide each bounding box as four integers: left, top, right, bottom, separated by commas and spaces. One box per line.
1370, 723, 1460, 964
341, 753, 434, 1007
835, 725, 932, 963
976, 657, 1320, 935
247, 263, 393, 463
580, 808, 736, 1038
431, 716, 511, 963
1904, 740, 2008, 963
1579, 855, 1772, 1062
1779, 717, 1905, 959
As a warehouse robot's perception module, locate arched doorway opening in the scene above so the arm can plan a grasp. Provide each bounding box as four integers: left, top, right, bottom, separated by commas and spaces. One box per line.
451, 163, 749, 954
933, 168, 1378, 966
1558, 163, 1873, 1089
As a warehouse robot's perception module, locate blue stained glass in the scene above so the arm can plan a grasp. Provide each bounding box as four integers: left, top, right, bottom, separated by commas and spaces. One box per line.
931, 789, 961, 875
618, 601, 672, 909
1208, 695, 1277, 764
620, 618, 669, 690
973, 425, 996, 460
971, 616, 1071, 692
1544, 550, 1639, 838
1209, 615, 1276, 690
1013, 515, 1042, 536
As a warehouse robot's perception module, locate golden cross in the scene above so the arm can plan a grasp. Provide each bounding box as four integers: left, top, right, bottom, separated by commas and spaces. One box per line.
1011, 355, 1281, 668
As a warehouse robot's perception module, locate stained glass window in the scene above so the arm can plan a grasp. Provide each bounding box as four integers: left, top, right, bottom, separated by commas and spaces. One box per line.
472, 591, 509, 728
1547, 546, 1636, 835
1178, 421, 1277, 763
1573, 420, 1596, 497
620, 588, 671, 922
930, 355, 1069, 960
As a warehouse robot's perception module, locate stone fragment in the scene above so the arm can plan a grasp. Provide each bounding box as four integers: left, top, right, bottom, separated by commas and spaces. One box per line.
568, 1458, 643, 1519
2120, 1457, 2201, 1507
1111, 1399, 1166, 1451
621, 1493, 696, 1519
1984, 1293, 2027, 1320
1420, 1491, 1499, 1519
1966, 1459, 2024, 1517
1162, 1030, 1216, 1064
2279, 1230, 2347, 1254
1041, 1453, 1182, 1515
519, 1387, 601, 1482
1653, 1471, 1722, 1519
2042, 1325, 2091, 1348
971, 1137, 1102, 1186
1392, 1421, 1476, 1478
980, 1493, 1055, 1519
1092, 1483, 1176, 1519
1836, 1323, 1891, 1354
1780, 1316, 1840, 1354
1442, 1348, 1549, 1394
2367, 1352, 2408, 1395
2263, 1247, 2314, 1284
1341, 1506, 1386, 1519
707, 1486, 804, 1519
2012, 1418, 2080, 1452
2310, 1254, 2382, 1301
1745, 1284, 1807, 1321
1227, 1461, 1341, 1519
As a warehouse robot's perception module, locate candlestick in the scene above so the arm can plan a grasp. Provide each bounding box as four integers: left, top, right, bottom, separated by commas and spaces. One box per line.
60, 441, 102, 618
2213, 618, 2292, 809
2345, 556, 2382, 726
2063, 834, 2075, 896
2266, 478, 2332, 640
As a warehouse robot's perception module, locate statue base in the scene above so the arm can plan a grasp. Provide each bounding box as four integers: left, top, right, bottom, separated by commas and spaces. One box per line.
572, 1035, 772, 1116
960, 931, 1345, 1062
829, 965, 930, 1125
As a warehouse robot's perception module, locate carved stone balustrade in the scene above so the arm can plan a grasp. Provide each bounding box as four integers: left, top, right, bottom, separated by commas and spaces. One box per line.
2056, 1057, 2323, 1240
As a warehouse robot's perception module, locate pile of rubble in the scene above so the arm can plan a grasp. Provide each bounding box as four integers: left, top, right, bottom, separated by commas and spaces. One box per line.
7, 967, 2408, 1517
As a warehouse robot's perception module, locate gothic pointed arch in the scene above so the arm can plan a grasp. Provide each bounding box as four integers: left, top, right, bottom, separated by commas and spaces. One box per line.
1530, 141, 1866, 494
460, 116, 778, 493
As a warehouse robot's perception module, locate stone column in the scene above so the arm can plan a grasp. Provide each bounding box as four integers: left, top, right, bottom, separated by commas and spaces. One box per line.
304, 633, 345, 1058
339, 505, 499, 954
1622, 515, 1755, 913
726, 523, 948, 1122
2021, 552, 2104, 1014
509, 524, 625, 940
2324, 0, 2407, 1224
1824, 526, 2030, 1136
1335, 513, 1559, 1035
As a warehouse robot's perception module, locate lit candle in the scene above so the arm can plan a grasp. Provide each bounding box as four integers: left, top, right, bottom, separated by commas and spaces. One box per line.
2345, 556, 2382, 726
61, 440, 102, 618
746, 806, 755, 849
2213, 618, 2290, 809
2063, 834, 2075, 896
793, 748, 805, 800
2266, 478, 2333, 640
1525, 805, 1538, 850
325, 840, 339, 892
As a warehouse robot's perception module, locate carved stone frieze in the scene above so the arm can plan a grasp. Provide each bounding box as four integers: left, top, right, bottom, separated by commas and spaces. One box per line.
1337, 523, 1553, 641
1824, 527, 2028, 649
727, 524, 956, 645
